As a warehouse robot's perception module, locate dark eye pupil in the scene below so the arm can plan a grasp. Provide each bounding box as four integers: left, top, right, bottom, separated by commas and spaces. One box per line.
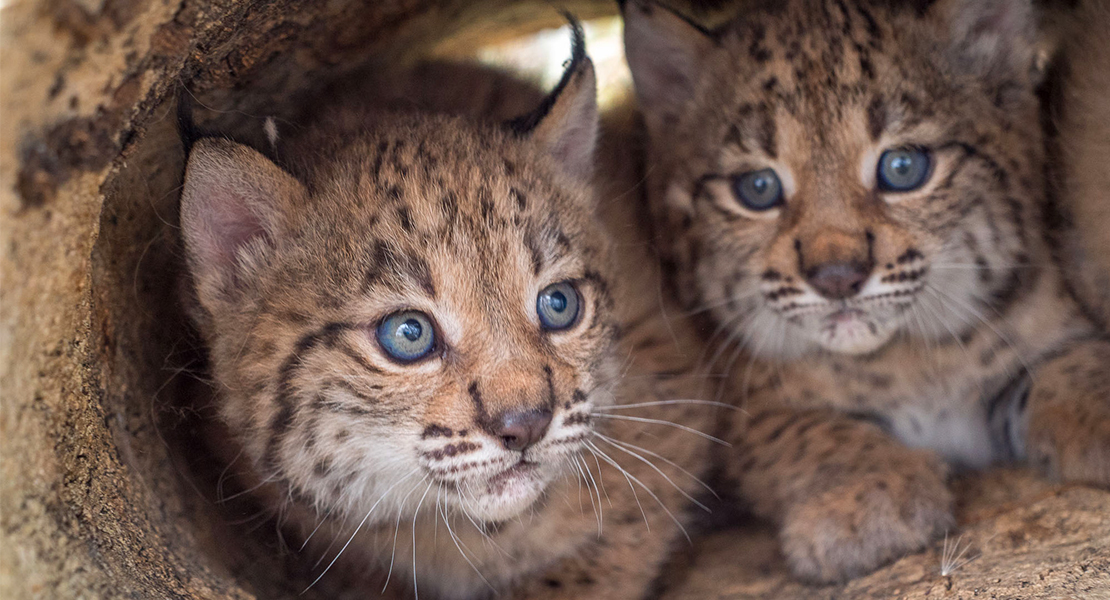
537, 282, 580, 331
377, 311, 436, 363
548, 291, 567, 312
891, 154, 912, 175
399, 319, 422, 341
732, 168, 783, 211
877, 147, 931, 192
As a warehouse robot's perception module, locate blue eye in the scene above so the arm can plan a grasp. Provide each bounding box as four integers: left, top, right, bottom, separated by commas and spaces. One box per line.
731, 168, 783, 211
537, 282, 580, 331
877, 148, 932, 192
376, 311, 436, 362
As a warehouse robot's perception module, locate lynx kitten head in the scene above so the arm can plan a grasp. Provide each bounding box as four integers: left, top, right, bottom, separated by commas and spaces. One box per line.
624, 0, 1049, 356
180, 39, 612, 524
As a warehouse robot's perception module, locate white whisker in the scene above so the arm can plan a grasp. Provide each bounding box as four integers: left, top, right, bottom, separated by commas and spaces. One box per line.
595, 435, 709, 512
299, 504, 337, 552
440, 500, 495, 592
586, 441, 691, 543
589, 413, 730, 446
588, 445, 648, 531
459, 500, 508, 556
409, 480, 435, 599
588, 448, 612, 508
593, 398, 741, 412
577, 454, 604, 535
571, 456, 586, 514
383, 477, 426, 593
595, 432, 718, 500
304, 470, 417, 593
921, 288, 986, 398
219, 473, 278, 503
703, 307, 763, 373
434, 487, 441, 543
927, 283, 1036, 382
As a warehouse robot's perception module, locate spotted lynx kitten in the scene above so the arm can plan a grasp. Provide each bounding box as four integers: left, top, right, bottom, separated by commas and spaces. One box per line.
180, 27, 719, 599
621, 0, 1110, 582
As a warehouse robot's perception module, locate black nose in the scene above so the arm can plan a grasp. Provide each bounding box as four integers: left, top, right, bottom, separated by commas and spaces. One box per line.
494, 409, 552, 451
805, 261, 870, 299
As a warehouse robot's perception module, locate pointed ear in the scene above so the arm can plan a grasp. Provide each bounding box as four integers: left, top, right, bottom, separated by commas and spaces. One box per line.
622, 0, 716, 132
180, 138, 305, 308
506, 17, 599, 179
933, 0, 1039, 83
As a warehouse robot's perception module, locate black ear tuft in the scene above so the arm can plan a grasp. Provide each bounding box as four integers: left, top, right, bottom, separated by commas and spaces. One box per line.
501, 12, 599, 179
505, 13, 587, 137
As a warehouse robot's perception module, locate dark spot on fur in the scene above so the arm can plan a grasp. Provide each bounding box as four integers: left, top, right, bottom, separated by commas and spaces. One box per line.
479, 186, 495, 223
510, 187, 527, 211
422, 424, 454, 439
725, 124, 744, 149
397, 205, 413, 233
441, 191, 458, 222
867, 95, 886, 140
423, 442, 480, 461
764, 419, 793, 443
563, 413, 591, 427
896, 248, 923, 264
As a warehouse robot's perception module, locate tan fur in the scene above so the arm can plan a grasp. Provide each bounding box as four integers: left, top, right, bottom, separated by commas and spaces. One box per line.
622, 0, 1110, 583
181, 51, 723, 598
1055, 0, 1110, 328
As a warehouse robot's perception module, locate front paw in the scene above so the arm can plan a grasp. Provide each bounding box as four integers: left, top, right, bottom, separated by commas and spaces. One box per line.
1024, 340, 1110, 487
779, 455, 954, 583
1027, 402, 1110, 486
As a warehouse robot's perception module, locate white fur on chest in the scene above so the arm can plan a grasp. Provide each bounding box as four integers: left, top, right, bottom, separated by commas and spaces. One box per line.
886, 391, 996, 469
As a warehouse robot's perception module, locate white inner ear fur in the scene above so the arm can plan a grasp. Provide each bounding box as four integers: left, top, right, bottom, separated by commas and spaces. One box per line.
180, 138, 305, 306
536, 60, 599, 180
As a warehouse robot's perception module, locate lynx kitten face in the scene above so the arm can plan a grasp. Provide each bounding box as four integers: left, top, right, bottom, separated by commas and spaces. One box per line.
180, 23, 727, 598
181, 53, 611, 529
625, 0, 1047, 357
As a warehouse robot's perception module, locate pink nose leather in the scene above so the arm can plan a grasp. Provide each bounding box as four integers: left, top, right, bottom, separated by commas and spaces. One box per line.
806, 261, 870, 299
494, 409, 553, 451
